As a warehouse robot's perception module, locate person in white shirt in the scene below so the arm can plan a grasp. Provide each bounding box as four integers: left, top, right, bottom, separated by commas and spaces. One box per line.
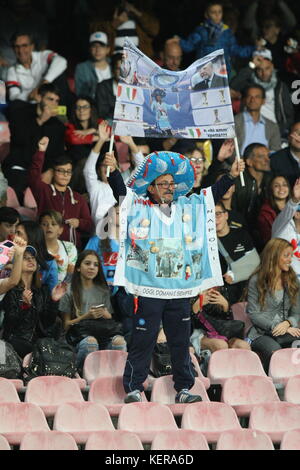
83, 122, 145, 228
6, 32, 67, 102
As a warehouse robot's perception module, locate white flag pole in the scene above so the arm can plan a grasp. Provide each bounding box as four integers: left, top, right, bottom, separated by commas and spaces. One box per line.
234, 137, 245, 187
106, 133, 115, 178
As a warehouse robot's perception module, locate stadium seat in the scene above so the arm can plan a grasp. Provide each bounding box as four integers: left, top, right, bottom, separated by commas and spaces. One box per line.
269, 348, 300, 386
23, 187, 37, 210
20, 431, 78, 450
249, 402, 300, 443
190, 352, 210, 389
151, 430, 209, 450
83, 350, 128, 384
6, 187, 20, 209
0, 403, 50, 445
25, 376, 84, 417
284, 375, 300, 404
85, 430, 144, 450
231, 302, 253, 336
216, 429, 274, 450
89, 376, 148, 416
53, 402, 115, 444
181, 402, 241, 443
0, 434, 11, 450
208, 349, 267, 385
150, 376, 209, 415
221, 375, 279, 416
0, 378, 21, 403
280, 429, 300, 450
118, 402, 178, 443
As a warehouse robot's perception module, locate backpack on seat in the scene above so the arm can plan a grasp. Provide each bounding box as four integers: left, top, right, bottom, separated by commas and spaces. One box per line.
24, 338, 77, 383
0, 339, 23, 379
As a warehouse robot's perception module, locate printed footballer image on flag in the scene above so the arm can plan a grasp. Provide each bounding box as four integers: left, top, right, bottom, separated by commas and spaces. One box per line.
113, 38, 236, 140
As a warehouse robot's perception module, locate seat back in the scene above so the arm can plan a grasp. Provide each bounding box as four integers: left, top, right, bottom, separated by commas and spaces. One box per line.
85, 430, 143, 450
151, 376, 209, 405
269, 348, 300, 385
216, 429, 274, 450
208, 349, 266, 384
280, 429, 300, 450
231, 302, 253, 336
0, 434, 10, 450
20, 431, 78, 450
53, 402, 115, 434
151, 430, 209, 450
0, 378, 21, 403
6, 187, 20, 209
83, 350, 128, 383
284, 375, 300, 404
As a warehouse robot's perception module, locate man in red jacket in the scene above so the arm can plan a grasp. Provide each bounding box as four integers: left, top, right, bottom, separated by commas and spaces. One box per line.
28, 137, 93, 247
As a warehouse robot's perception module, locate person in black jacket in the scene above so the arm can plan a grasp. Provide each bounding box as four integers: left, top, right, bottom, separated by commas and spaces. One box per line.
2, 245, 66, 358
95, 53, 122, 122
270, 122, 300, 188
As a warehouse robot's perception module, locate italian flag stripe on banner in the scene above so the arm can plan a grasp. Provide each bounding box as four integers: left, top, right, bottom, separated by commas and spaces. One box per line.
188, 128, 201, 138
126, 87, 137, 101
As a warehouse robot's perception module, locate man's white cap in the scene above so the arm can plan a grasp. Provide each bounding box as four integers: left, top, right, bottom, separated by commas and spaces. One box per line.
252, 49, 273, 61
89, 31, 108, 46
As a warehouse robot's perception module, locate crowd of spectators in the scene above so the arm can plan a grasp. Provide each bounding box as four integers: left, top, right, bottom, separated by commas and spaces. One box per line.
0, 0, 300, 384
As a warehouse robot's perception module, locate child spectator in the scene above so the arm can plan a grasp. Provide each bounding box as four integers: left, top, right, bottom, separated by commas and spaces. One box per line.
28, 137, 93, 248
247, 238, 300, 371
0, 207, 19, 243
2, 245, 66, 358
40, 211, 77, 284
59, 250, 126, 371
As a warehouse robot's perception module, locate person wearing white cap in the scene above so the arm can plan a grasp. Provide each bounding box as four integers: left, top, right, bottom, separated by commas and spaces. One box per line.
75, 31, 112, 99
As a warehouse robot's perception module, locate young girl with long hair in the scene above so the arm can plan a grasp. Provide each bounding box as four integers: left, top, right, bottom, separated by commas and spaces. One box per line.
59, 250, 126, 370
247, 238, 300, 370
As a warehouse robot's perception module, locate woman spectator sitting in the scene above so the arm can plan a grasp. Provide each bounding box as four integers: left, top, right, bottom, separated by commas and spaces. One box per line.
191, 287, 251, 354
215, 201, 260, 304
65, 96, 100, 194
247, 238, 300, 371
59, 250, 126, 371
186, 147, 207, 195
272, 178, 300, 278
2, 245, 66, 358
16, 220, 58, 293
40, 210, 77, 284
258, 175, 290, 247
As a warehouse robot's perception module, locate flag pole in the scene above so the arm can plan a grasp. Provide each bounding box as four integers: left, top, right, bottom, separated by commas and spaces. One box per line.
106, 132, 115, 178
234, 137, 245, 187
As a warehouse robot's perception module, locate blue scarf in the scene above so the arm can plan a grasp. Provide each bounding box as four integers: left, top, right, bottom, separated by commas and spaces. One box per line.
204, 19, 224, 42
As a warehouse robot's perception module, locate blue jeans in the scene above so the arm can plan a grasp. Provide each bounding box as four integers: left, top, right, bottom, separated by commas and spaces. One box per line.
75, 336, 127, 370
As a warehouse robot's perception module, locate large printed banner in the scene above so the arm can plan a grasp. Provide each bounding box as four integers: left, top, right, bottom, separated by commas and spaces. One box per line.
113, 39, 235, 140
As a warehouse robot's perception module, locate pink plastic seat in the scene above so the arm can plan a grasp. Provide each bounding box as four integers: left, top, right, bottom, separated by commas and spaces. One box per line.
23, 187, 37, 210
25, 376, 84, 417
0, 378, 21, 403
89, 376, 148, 416
151, 430, 209, 450
181, 402, 241, 443
284, 375, 300, 404
83, 350, 128, 384
0, 434, 11, 450
85, 430, 143, 450
221, 375, 279, 416
208, 349, 267, 385
190, 352, 210, 389
20, 431, 78, 450
269, 348, 300, 386
118, 402, 178, 443
53, 402, 115, 444
6, 187, 20, 209
0, 403, 50, 445
280, 429, 300, 450
231, 302, 253, 336
150, 376, 209, 415
216, 429, 274, 450
249, 402, 300, 443
16, 207, 37, 220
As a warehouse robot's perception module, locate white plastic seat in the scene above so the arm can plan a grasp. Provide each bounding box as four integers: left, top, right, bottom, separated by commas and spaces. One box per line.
216, 429, 274, 450
0, 378, 21, 403
269, 348, 300, 386
231, 302, 253, 336
0, 434, 11, 450
118, 402, 178, 443
150, 376, 209, 415
25, 376, 84, 417
249, 402, 300, 443
208, 349, 267, 385
88, 376, 148, 416
221, 375, 279, 416
83, 350, 128, 384
284, 375, 300, 404
0, 403, 50, 445
20, 431, 78, 450
53, 402, 115, 444
280, 429, 300, 450
85, 430, 143, 450
151, 430, 209, 450
181, 402, 241, 443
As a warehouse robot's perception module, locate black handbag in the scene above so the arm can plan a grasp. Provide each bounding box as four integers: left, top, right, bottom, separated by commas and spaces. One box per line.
202, 312, 245, 340
66, 318, 123, 347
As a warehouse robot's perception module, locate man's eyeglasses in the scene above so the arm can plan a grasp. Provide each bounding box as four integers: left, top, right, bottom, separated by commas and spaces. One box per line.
155, 182, 178, 189
54, 169, 72, 176
215, 211, 226, 217
190, 157, 205, 163
76, 105, 91, 111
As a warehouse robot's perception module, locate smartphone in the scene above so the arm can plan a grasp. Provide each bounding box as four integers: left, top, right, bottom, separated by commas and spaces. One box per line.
0, 240, 14, 269
57, 106, 67, 116
92, 304, 105, 309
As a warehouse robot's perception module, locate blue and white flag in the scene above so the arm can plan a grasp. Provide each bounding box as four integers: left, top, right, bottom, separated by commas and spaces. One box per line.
113, 38, 235, 140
